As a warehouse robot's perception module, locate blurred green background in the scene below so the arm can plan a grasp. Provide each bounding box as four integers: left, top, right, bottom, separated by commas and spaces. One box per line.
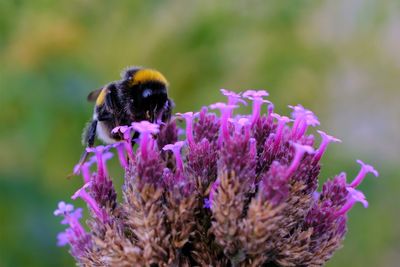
1, 0, 399, 266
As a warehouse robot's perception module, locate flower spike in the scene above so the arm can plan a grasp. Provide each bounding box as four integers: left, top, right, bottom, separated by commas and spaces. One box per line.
56, 88, 379, 266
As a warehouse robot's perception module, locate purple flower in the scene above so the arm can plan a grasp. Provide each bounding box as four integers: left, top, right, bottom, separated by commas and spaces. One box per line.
229, 116, 251, 133
163, 141, 185, 173
210, 102, 238, 141
243, 90, 270, 125
314, 130, 341, 162
236, 117, 251, 127
111, 125, 131, 139
78, 147, 114, 200
57, 230, 71, 246
54, 201, 74, 216
131, 121, 160, 160
203, 198, 211, 209
271, 113, 291, 152
54, 202, 89, 255
111, 142, 128, 169
177, 112, 197, 146
349, 160, 379, 188
335, 187, 368, 217
131, 120, 160, 134
267, 102, 275, 122
112, 125, 135, 160
72, 182, 108, 223
285, 143, 314, 179
220, 89, 247, 106
86, 146, 110, 180
312, 191, 320, 201
289, 104, 320, 139
347, 187, 369, 208
242, 89, 269, 99
60, 208, 83, 225
73, 152, 104, 183
79, 157, 97, 183
288, 104, 306, 118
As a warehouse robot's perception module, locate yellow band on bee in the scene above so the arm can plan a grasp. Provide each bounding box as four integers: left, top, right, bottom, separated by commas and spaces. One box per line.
131, 69, 168, 86
96, 88, 107, 106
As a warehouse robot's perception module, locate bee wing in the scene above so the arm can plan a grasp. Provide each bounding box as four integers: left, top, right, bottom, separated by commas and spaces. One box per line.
87, 88, 103, 102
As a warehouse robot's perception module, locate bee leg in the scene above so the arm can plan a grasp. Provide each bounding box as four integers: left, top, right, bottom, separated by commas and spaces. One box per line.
84, 120, 98, 147
72, 120, 98, 176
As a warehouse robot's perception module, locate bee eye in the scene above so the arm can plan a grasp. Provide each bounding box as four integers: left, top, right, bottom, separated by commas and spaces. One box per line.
142, 89, 152, 98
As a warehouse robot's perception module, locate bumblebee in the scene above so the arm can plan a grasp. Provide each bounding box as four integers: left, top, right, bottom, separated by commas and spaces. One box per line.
79, 66, 173, 162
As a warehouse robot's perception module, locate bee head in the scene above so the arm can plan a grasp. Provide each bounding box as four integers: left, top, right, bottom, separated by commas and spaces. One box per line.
119, 67, 169, 120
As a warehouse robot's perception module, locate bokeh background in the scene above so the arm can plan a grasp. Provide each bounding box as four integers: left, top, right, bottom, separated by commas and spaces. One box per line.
1, 1, 399, 266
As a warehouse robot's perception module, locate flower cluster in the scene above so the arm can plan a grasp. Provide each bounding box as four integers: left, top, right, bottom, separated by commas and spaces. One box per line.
55, 89, 378, 266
